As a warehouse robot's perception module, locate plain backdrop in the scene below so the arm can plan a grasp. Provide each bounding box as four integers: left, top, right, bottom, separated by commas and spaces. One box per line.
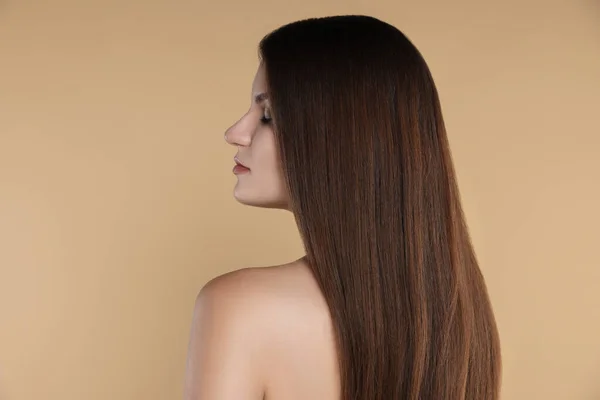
1, 0, 599, 399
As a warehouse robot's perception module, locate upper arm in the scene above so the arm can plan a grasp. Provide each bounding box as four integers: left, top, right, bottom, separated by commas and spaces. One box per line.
183, 269, 267, 400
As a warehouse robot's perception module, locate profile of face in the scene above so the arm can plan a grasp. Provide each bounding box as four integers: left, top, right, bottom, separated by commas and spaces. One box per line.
224, 63, 290, 210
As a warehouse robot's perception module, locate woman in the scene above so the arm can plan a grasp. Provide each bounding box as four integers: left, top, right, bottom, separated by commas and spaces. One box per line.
184, 15, 502, 400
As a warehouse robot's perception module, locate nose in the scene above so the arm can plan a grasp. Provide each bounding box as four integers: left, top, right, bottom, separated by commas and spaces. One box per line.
224, 116, 252, 147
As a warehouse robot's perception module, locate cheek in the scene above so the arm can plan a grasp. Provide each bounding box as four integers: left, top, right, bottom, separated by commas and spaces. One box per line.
254, 132, 281, 171
252, 135, 287, 196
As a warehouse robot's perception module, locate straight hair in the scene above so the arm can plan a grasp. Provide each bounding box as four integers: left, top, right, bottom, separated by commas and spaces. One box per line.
258, 15, 501, 399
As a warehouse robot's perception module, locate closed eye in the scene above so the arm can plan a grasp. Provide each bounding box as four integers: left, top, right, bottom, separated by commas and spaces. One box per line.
260, 108, 272, 124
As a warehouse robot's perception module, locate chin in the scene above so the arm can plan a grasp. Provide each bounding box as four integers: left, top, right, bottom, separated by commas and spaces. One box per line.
233, 189, 289, 210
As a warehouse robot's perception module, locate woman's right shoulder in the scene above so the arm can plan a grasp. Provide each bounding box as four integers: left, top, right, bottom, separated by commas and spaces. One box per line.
185, 260, 318, 399
191, 258, 339, 399
198, 257, 323, 314
196, 256, 332, 345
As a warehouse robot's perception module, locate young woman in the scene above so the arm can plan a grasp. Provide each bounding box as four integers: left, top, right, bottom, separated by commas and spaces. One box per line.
184, 15, 502, 400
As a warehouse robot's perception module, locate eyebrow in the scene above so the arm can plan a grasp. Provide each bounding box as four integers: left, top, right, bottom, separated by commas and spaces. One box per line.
254, 92, 269, 105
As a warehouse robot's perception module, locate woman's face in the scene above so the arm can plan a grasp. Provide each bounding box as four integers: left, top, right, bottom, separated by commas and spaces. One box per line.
224, 63, 290, 210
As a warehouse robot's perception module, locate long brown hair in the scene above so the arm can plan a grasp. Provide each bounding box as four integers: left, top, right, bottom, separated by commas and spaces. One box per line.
258, 15, 501, 399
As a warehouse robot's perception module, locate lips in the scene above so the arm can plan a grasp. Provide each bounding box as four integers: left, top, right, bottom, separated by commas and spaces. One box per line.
234, 156, 249, 169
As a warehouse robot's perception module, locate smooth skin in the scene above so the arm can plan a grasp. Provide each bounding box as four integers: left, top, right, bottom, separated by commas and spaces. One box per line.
183, 63, 341, 400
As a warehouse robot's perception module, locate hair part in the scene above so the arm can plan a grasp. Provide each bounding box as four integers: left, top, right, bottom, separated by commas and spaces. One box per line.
258, 15, 501, 399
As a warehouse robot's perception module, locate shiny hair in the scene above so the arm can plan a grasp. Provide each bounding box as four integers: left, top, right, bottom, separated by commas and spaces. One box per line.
258, 15, 501, 399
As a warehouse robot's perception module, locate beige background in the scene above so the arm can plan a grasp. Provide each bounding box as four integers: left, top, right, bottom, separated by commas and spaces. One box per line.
1, 0, 599, 399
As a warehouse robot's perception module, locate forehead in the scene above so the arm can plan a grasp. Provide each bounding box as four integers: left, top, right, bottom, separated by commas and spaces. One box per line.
251, 63, 267, 93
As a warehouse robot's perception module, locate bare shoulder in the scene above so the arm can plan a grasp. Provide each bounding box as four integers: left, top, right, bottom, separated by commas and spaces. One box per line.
196, 256, 330, 332
185, 257, 338, 400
